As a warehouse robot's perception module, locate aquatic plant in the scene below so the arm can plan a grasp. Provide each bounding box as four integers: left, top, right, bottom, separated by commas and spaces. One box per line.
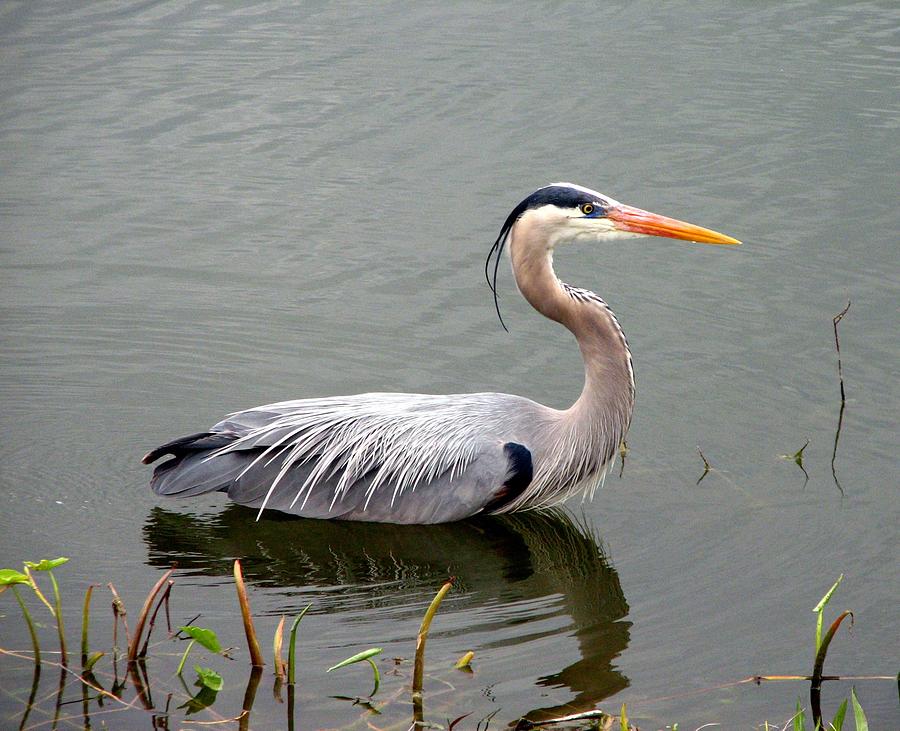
327, 647, 383, 697
0, 558, 887, 730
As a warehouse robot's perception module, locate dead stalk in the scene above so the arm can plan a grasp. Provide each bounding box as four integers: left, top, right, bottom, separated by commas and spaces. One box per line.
138, 579, 174, 658
108, 582, 130, 659
127, 568, 175, 663
233, 560, 265, 667
273, 615, 286, 680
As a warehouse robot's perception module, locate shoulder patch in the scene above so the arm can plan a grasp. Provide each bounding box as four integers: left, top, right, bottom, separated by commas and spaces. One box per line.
484, 442, 534, 513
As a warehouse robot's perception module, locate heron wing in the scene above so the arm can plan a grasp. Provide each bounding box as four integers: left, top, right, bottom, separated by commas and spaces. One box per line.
146, 392, 542, 523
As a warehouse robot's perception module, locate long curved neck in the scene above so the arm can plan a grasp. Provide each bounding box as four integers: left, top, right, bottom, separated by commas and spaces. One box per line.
508, 221, 635, 418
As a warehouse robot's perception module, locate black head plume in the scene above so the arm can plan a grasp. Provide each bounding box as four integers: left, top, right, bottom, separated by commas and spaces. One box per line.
484, 204, 522, 333
485, 185, 598, 332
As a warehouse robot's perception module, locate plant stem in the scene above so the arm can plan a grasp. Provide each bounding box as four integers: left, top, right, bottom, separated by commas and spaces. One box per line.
287, 603, 311, 685
365, 657, 380, 697
81, 585, 93, 668
13, 587, 41, 664
47, 570, 67, 667
176, 639, 195, 676
413, 578, 454, 699
24, 566, 55, 616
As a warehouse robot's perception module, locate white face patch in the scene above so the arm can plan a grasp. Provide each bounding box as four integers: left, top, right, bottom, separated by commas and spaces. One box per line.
520, 199, 644, 249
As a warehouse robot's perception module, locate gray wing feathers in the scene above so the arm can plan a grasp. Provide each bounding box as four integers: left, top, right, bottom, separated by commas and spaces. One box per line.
148, 392, 541, 523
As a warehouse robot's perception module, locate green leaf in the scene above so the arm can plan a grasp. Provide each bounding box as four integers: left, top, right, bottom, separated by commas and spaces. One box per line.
0, 569, 31, 586
813, 575, 844, 614
24, 558, 69, 571
326, 647, 382, 672
813, 574, 844, 650
793, 699, 806, 731
850, 688, 868, 731
194, 665, 223, 692
829, 698, 848, 731
180, 625, 222, 654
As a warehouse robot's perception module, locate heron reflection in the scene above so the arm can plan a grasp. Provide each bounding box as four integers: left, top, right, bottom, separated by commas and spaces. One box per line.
143, 506, 630, 719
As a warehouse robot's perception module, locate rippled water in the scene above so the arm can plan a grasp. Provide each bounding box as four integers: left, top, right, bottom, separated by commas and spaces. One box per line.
1, 2, 898, 728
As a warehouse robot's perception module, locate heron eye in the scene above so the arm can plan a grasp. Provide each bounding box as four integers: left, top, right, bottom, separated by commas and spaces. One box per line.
580, 203, 595, 215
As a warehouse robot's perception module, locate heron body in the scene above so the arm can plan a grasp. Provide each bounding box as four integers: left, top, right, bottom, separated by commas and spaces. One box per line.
144, 183, 739, 524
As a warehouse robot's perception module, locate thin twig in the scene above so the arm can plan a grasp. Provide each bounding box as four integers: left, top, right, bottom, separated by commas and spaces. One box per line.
832, 301, 850, 404
831, 300, 851, 492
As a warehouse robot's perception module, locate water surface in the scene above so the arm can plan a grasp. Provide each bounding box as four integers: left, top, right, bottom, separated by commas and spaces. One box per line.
1, 1, 897, 728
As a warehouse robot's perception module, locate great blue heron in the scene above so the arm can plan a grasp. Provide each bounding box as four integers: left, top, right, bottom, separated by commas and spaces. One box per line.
143, 183, 739, 524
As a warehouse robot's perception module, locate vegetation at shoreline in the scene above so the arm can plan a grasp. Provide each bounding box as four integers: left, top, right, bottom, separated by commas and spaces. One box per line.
1, 555, 891, 730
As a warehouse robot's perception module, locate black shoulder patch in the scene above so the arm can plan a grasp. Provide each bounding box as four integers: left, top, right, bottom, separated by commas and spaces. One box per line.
484, 442, 534, 513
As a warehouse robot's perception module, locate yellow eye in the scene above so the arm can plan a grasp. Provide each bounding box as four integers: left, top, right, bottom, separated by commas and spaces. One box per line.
580, 203, 594, 215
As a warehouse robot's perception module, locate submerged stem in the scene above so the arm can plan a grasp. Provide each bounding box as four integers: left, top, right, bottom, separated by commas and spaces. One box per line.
12, 587, 41, 665
176, 639, 195, 676
47, 570, 67, 667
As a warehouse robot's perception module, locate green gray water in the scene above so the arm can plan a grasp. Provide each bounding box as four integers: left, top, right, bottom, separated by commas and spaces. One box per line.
1, 1, 897, 728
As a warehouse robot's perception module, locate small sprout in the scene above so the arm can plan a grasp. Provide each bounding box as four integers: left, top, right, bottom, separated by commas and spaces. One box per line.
454, 650, 475, 670
780, 439, 810, 481
813, 574, 844, 652
287, 603, 312, 685
84, 651, 105, 672
831, 698, 848, 731
850, 688, 868, 731
176, 625, 222, 676
620, 702, 628, 730
793, 699, 805, 731
327, 647, 383, 697
414, 578, 455, 700
696, 447, 711, 484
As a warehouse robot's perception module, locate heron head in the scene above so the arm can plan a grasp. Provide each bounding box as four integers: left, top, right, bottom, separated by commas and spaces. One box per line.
485, 182, 739, 329
506, 182, 741, 248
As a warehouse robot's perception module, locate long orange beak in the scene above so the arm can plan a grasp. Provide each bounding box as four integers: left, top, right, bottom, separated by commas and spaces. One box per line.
608, 204, 741, 245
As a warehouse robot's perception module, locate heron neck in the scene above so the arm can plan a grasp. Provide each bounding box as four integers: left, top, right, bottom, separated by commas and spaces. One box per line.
508, 225, 635, 420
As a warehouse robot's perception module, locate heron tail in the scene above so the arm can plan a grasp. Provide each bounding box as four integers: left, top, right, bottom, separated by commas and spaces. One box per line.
143, 431, 246, 496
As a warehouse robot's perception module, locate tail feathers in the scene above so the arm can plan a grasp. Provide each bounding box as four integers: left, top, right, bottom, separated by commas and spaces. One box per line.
149, 449, 255, 497
142, 431, 236, 465
145, 430, 248, 497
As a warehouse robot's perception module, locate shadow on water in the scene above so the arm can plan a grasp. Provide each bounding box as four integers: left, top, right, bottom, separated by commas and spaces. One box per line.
143, 506, 631, 721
